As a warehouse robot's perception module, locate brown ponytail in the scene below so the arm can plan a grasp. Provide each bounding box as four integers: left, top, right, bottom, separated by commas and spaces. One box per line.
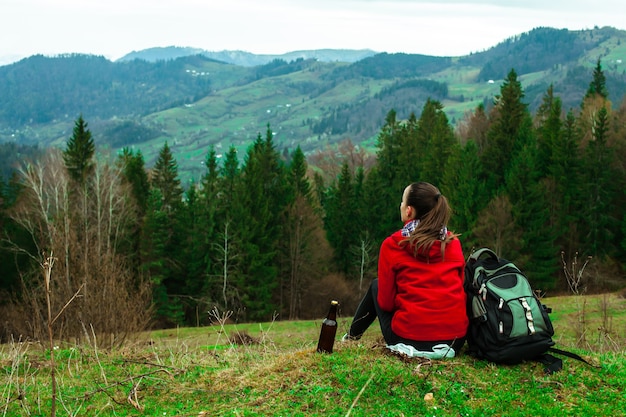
401, 182, 458, 257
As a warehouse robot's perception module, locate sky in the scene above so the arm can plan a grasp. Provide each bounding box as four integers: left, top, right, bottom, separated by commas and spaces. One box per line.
2, 0, 626, 65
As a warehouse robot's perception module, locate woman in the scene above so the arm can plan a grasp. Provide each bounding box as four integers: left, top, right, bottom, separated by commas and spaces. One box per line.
344, 182, 468, 355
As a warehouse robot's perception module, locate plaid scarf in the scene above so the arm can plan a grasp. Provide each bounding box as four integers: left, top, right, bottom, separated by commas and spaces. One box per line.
401, 219, 448, 240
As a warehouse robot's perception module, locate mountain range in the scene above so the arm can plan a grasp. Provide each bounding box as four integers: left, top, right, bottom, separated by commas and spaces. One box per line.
117, 47, 378, 66
1, 26, 626, 181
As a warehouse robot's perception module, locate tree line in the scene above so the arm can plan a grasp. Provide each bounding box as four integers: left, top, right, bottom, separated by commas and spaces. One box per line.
1, 62, 625, 343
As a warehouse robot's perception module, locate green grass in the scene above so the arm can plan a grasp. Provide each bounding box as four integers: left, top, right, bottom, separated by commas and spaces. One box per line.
1, 292, 625, 416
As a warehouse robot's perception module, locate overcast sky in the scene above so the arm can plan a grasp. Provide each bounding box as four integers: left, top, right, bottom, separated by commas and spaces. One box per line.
2, 0, 625, 65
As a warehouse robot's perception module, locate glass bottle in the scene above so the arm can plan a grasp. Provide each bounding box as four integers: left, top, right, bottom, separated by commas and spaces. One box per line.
316, 300, 339, 353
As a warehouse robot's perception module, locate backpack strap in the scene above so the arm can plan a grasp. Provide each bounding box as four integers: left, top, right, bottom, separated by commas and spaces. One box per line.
537, 347, 601, 374
548, 347, 601, 368
537, 354, 563, 374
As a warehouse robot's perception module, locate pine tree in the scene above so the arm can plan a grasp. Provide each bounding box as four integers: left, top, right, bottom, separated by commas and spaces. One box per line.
116, 148, 150, 277
415, 99, 456, 185
179, 182, 207, 324
118, 147, 150, 215
63, 115, 95, 186
585, 59, 608, 100
395, 112, 421, 185
506, 143, 559, 289
219, 145, 240, 216
350, 166, 377, 290
282, 146, 325, 318
141, 188, 184, 324
363, 110, 406, 243
324, 162, 359, 275
441, 140, 486, 248
151, 142, 183, 214
482, 69, 531, 191
142, 142, 186, 325
235, 126, 287, 320
535, 85, 563, 178
0, 175, 30, 293
62, 115, 96, 297
209, 145, 243, 312
198, 147, 220, 308
581, 106, 615, 257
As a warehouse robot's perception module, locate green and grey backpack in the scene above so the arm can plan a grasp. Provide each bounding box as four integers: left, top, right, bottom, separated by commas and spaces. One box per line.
464, 248, 597, 373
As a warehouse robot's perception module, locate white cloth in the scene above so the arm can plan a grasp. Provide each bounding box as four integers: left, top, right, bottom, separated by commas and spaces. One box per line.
386, 343, 455, 359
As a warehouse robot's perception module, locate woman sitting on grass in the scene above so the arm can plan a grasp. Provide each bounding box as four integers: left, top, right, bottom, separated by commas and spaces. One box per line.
343, 182, 468, 357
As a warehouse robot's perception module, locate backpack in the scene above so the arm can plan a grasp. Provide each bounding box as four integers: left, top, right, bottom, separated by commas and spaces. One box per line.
464, 248, 556, 366
464, 248, 606, 374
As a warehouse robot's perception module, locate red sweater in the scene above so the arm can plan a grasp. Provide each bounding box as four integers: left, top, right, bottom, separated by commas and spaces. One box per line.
377, 229, 468, 342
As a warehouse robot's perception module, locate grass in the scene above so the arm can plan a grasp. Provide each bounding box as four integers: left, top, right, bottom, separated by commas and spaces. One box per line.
2, 292, 625, 416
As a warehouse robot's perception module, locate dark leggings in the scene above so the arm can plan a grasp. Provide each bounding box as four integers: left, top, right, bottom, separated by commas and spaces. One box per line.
349, 279, 465, 352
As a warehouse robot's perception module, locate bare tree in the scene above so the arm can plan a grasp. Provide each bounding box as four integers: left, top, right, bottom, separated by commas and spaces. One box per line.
561, 251, 592, 295
308, 139, 375, 184
212, 219, 239, 310
472, 194, 521, 257
350, 232, 376, 292
4, 149, 151, 346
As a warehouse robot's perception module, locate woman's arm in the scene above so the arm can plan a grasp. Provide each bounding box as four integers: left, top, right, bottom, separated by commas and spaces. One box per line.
377, 237, 397, 312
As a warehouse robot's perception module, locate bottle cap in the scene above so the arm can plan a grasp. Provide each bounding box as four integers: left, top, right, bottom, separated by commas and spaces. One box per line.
331, 300, 339, 305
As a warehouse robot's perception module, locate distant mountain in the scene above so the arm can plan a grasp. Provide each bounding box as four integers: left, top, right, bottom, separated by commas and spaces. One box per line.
117, 46, 378, 66
1, 26, 626, 181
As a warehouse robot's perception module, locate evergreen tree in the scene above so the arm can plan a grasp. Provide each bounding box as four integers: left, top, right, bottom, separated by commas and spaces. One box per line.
441, 140, 486, 249
324, 162, 359, 275
556, 111, 584, 258
0, 175, 31, 294
198, 147, 220, 308
281, 146, 325, 318
219, 146, 240, 216
288, 146, 311, 199
63, 115, 95, 185
534, 85, 563, 178
141, 188, 184, 324
116, 148, 150, 276
506, 143, 559, 288
350, 166, 377, 290
395, 112, 421, 185
538, 102, 584, 259
179, 182, 207, 324
580, 106, 615, 257
142, 142, 186, 325
151, 142, 183, 213
62, 115, 97, 297
585, 59, 608, 100
201, 147, 220, 203
415, 99, 456, 185
118, 148, 150, 215
363, 110, 406, 243
235, 126, 287, 320
210, 145, 243, 312
482, 69, 530, 191
613, 100, 626, 268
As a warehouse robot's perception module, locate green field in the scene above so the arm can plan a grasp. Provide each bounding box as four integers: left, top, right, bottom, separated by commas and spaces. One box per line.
1, 292, 625, 416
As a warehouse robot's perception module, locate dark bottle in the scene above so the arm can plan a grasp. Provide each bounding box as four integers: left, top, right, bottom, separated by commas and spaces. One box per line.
316, 300, 339, 353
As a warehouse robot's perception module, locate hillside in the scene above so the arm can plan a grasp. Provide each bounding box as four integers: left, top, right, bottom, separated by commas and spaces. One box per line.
0, 293, 624, 416
1, 26, 626, 179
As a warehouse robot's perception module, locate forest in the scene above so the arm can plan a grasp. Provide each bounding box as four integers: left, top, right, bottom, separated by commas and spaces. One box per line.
0, 61, 625, 346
